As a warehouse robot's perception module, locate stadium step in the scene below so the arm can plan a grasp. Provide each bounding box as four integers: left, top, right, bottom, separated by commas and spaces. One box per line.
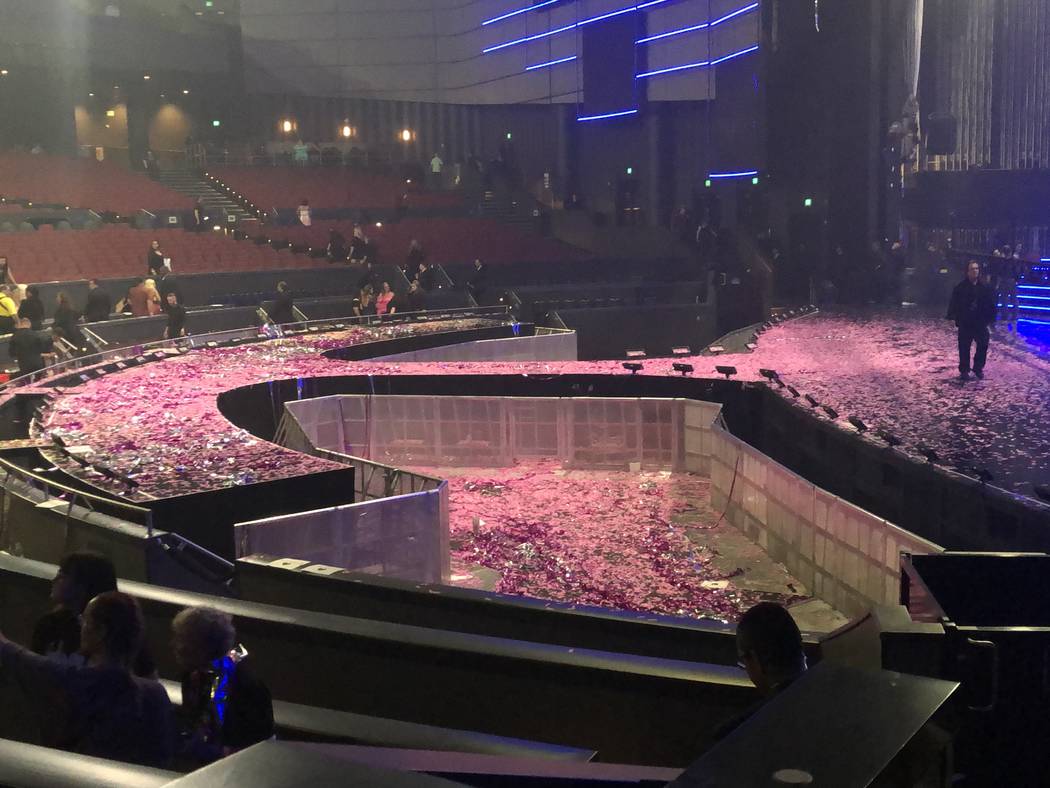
156, 171, 254, 222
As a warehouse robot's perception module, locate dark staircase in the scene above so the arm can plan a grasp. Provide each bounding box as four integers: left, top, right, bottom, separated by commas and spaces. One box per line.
157, 170, 253, 223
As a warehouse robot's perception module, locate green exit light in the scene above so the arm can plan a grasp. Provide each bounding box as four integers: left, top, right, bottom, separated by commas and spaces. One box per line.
205, 1, 214, 7
212, 119, 221, 127
704, 179, 712, 188
751, 176, 760, 185
626, 166, 633, 175
803, 197, 813, 207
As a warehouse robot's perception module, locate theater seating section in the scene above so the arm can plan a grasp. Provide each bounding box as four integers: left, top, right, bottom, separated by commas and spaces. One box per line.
266, 218, 592, 266
208, 166, 464, 211
1, 227, 315, 283
0, 153, 193, 214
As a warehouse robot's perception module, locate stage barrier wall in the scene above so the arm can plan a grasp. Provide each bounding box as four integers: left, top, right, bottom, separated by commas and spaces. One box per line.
370, 331, 578, 363
707, 426, 944, 617
234, 489, 448, 584
285, 394, 690, 470
278, 393, 939, 615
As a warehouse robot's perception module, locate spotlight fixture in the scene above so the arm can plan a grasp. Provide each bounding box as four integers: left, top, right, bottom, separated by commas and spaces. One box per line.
622, 362, 643, 374
708, 345, 725, 354
672, 346, 691, 356
625, 349, 646, 358
745, 342, 758, 351
820, 404, 839, 419
919, 447, 944, 466
804, 394, 819, 407
875, 429, 902, 447
786, 385, 800, 398
672, 362, 694, 376
759, 368, 779, 382
715, 365, 737, 379
848, 416, 868, 433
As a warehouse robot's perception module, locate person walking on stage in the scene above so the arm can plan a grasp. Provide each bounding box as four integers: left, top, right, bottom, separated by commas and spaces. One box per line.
946, 259, 997, 381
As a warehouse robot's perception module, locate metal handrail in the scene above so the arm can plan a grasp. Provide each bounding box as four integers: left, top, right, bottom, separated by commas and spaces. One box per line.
1, 306, 513, 391
0, 455, 153, 535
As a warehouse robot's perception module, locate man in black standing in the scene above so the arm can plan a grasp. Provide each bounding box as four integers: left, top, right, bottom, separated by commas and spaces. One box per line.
83, 279, 112, 323
947, 259, 997, 380
269, 281, 295, 325
9, 317, 53, 376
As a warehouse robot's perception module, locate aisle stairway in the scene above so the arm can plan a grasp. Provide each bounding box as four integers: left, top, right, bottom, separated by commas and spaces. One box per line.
477, 190, 536, 232
156, 171, 253, 222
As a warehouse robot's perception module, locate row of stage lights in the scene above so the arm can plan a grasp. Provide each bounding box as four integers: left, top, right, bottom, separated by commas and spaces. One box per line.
617, 305, 1007, 492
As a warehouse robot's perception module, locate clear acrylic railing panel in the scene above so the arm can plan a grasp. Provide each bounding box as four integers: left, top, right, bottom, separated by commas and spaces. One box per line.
235, 490, 446, 584
434, 397, 510, 466
508, 398, 562, 459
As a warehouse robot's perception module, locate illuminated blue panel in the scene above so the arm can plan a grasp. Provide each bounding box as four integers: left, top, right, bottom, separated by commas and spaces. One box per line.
636, 2, 758, 44
482, 0, 560, 27
635, 44, 758, 79
482, 0, 680, 52
708, 169, 760, 179
576, 108, 639, 121
525, 54, 577, 71
1019, 284, 1050, 291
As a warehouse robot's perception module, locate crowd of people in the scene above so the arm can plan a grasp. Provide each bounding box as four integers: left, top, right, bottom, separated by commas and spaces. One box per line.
0, 549, 802, 772
1, 230, 495, 375
0, 551, 274, 769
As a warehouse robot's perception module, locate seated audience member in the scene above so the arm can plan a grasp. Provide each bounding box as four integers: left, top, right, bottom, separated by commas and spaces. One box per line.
715, 602, 807, 740
162, 292, 187, 339
467, 258, 488, 302
269, 281, 295, 325
0, 285, 18, 334
353, 287, 376, 318
375, 281, 396, 316
18, 285, 45, 330
0, 592, 174, 767
172, 606, 274, 764
82, 279, 112, 323
9, 317, 53, 375
146, 240, 167, 277
33, 551, 156, 676
327, 229, 347, 263
406, 239, 426, 272
32, 552, 112, 657
402, 280, 425, 313
53, 292, 88, 351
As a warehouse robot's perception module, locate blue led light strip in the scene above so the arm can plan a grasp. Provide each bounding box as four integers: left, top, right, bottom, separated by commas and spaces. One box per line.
636, 2, 758, 44
576, 108, 638, 122
1018, 294, 1050, 301
487, 0, 762, 53
636, 43, 758, 78
1017, 304, 1050, 311
525, 55, 577, 71
708, 169, 759, 180
1018, 284, 1050, 291
483, 0, 561, 27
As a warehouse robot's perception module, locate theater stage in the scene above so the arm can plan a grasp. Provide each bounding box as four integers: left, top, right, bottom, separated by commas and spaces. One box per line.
21, 307, 1049, 622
